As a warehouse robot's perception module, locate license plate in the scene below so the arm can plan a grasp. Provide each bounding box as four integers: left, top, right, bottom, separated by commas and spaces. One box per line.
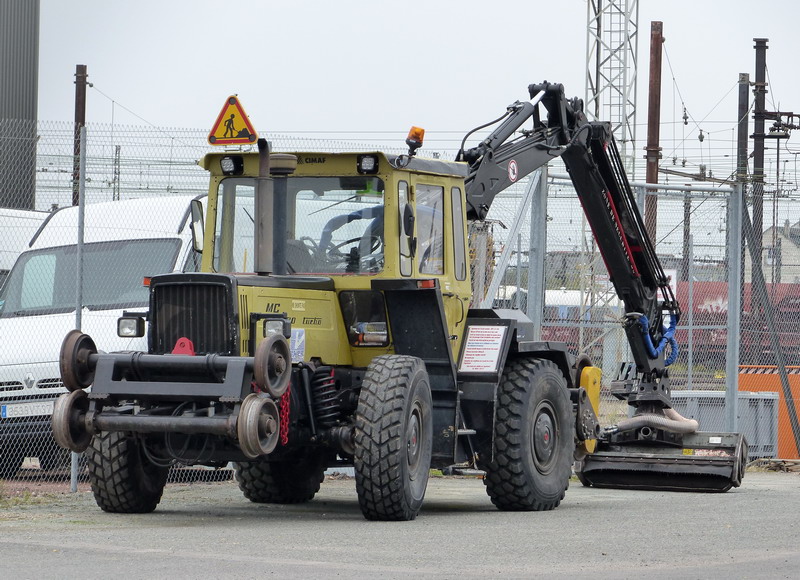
0, 400, 55, 419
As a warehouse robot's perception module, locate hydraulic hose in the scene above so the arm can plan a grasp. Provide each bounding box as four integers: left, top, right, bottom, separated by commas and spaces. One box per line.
613, 408, 699, 435
634, 313, 679, 366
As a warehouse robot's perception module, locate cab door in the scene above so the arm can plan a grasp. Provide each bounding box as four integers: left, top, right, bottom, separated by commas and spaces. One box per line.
412, 182, 471, 359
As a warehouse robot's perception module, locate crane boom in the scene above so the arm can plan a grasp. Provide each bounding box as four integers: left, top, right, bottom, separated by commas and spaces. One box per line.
460, 81, 680, 409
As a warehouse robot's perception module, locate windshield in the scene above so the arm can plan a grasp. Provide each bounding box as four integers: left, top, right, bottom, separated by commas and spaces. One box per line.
0, 238, 181, 317
214, 176, 385, 275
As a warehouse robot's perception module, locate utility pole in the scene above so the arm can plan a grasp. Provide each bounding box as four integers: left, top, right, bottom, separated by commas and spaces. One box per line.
644, 22, 663, 244
72, 64, 88, 206
764, 115, 791, 284
751, 39, 768, 266
736, 73, 750, 319
737, 74, 750, 185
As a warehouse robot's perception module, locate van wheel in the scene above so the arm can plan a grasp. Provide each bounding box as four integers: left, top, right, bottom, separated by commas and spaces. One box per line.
480, 357, 574, 511
354, 355, 432, 521
87, 432, 168, 513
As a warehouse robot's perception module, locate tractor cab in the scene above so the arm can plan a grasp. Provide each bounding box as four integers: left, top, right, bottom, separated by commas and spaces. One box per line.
196, 148, 474, 362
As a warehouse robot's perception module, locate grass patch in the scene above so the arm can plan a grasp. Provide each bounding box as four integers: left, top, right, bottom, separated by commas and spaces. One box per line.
0, 483, 58, 508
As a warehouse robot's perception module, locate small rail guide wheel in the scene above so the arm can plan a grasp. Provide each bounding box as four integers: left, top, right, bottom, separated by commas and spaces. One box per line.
254, 335, 291, 398
52, 389, 92, 452
237, 394, 280, 458
59, 329, 97, 392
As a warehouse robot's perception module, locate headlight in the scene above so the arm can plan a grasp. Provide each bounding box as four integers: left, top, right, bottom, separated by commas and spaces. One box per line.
220, 155, 244, 175
117, 316, 145, 338
264, 319, 285, 338
357, 154, 379, 174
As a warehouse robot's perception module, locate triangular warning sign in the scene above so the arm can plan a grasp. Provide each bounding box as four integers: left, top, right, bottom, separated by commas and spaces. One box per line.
208, 96, 258, 146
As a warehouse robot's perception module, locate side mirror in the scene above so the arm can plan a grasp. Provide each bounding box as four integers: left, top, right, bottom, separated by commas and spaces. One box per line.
190, 199, 205, 253
402, 204, 415, 236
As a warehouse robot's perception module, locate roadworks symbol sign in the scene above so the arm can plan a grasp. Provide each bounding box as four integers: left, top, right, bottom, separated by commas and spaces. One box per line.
208, 95, 258, 146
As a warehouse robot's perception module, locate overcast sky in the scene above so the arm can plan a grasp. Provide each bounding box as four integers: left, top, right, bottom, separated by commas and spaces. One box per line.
37, 1, 799, 177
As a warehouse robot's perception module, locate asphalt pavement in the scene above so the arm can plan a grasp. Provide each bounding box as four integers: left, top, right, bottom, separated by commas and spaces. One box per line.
0, 471, 798, 579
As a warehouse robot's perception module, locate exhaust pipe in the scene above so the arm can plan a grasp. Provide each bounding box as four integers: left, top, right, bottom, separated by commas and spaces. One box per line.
255, 138, 274, 275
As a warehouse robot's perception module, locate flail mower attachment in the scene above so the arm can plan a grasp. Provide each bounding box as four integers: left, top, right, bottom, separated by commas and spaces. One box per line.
575, 407, 748, 493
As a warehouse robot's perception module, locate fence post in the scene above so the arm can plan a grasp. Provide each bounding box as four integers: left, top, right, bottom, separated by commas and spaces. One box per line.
635, 184, 646, 213
514, 233, 522, 309
71, 126, 87, 493
725, 184, 742, 432
687, 234, 694, 389
527, 164, 548, 339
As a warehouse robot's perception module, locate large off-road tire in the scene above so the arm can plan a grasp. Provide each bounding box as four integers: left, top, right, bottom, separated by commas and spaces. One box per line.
233, 449, 327, 504
481, 357, 574, 511
354, 355, 433, 521
86, 431, 169, 513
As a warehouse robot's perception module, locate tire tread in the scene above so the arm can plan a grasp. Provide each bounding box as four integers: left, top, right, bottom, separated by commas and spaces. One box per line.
87, 431, 168, 514
354, 355, 430, 521
233, 453, 325, 504
481, 357, 573, 512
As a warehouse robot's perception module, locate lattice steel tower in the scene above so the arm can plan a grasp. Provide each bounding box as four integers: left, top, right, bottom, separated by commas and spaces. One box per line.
585, 0, 639, 177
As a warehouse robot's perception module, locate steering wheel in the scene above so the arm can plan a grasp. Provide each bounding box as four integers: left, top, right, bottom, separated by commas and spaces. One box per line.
299, 236, 320, 254
327, 237, 361, 258
361, 234, 383, 255
327, 235, 382, 256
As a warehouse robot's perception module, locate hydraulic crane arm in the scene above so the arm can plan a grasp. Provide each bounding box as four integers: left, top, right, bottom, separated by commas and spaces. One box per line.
457, 82, 585, 221
460, 81, 680, 406
560, 120, 680, 384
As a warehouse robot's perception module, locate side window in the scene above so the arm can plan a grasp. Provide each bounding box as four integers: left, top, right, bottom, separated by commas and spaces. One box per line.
183, 248, 202, 272
398, 181, 412, 276
20, 254, 56, 309
214, 179, 255, 273
451, 186, 466, 281
416, 184, 444, 275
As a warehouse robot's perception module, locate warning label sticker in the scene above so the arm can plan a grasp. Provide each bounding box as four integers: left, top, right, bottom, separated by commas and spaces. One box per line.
458, 325, 507, 373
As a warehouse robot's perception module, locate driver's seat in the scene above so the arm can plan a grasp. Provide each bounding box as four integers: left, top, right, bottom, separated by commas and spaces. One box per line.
285, 239, 317, 273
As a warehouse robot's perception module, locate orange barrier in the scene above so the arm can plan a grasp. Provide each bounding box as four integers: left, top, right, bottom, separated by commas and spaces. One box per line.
739, 366, 800, 459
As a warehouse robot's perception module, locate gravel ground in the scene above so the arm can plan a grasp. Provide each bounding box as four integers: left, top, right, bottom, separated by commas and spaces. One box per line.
1, 470, 799, 579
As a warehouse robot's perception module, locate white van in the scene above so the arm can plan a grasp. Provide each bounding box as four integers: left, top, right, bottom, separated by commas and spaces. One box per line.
0, 195, 204, 476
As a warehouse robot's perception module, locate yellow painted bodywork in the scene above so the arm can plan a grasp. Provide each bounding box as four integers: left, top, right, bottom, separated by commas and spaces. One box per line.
579, 365, 602, 454
199, 151, 472, 367
237, 285, 356, 365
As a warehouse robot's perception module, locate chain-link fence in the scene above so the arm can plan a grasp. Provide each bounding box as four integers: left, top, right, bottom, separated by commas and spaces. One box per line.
0, 119, 417, 490
1, 119, 798, 493
475, 164, 799, 462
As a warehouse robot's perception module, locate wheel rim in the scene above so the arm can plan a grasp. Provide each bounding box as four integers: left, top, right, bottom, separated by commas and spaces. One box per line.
407, 402, 423, 478
531, 400, 557, 475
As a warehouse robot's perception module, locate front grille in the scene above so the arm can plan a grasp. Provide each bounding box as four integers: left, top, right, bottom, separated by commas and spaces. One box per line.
150, 275, 238, 355
37, 378, 63, 390
0, 382, 24, 392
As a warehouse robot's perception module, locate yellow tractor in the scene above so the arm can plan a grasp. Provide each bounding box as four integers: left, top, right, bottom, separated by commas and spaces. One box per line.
53, 82, 745, 520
